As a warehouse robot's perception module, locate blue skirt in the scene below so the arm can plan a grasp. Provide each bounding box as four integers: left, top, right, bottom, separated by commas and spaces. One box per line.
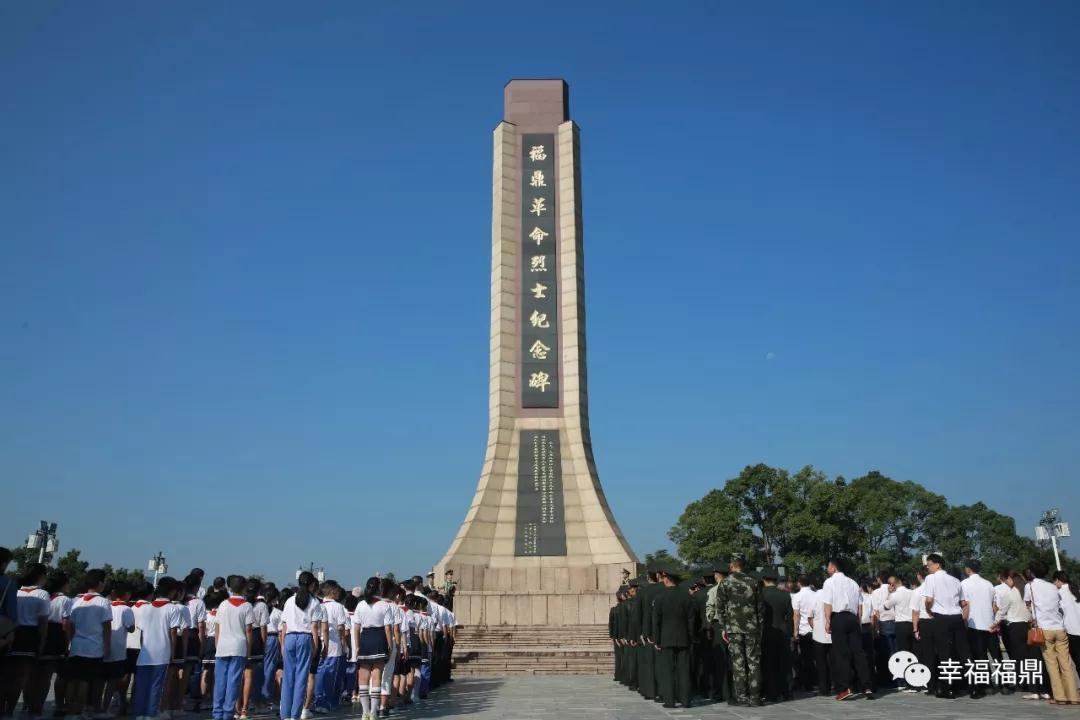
357, 627, 388, 662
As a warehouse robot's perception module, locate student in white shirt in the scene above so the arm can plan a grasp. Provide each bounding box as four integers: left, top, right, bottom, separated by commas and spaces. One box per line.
377, 582, 404, 714
201, 591, 223, 709
789, 575, 816, 693
1052, 571, 1080, 684
261, 587, 283, 710
66, 569, 113, 719
9, 563, 50, 715
352, 578, 393, 720
240, 580, 269, 720
30, 571, 73, 718
279, 573, 325, 720
959, 559, 997, 698
102, 582, 136, 716
1025, 561, 1079, 704
214, 576, 254, 720
314, 582, 348, 713
921, 554, 971, 699
134, 577, 184, 720
820, 560, 873, 701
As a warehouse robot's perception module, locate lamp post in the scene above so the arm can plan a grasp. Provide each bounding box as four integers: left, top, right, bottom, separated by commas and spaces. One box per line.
295, 562, 325, 583
26, 521, 59, 565
148, 551, 168, 587
1036, 509, 1071, 572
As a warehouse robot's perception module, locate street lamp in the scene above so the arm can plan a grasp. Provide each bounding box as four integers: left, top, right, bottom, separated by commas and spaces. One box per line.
26, 521, 59, 565
148, 551, 168, 586
296, 562, 325, 583
1036, 509, 1071, 572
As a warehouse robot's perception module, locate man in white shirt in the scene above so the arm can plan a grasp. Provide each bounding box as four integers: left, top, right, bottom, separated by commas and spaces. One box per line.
921, 554, 971, 698
213, 576, 253, 720
790, 576, 816, 693
66, 569, 113, 719
806, 585, 831, 696
869, 573, 894, 687
820, 560, 873, 701
884, 575, 913, 686
960, 559, 997, 698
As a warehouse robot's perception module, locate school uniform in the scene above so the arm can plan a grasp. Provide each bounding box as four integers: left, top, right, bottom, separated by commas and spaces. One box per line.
134, 599, 184, 719
262, 606, 282, 702
105, 601, 135, 680
68, 591, 113, 681
279, 595, 325, 720
353, 600, 391, 664
213, 595, 253, 720
43, 593, 73, 662
314, 598, 348, 710
247, 600, 269, 707
186, 596, 208, 662
203, 609, 218, 664
126, 600, 149, 675
379, 600, 401, 697
416, 612, 433, 699
12, 585, 50, 657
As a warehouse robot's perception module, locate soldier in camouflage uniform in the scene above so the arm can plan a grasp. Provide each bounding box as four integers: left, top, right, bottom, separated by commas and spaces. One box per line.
713, 554, 764, 707
706, 565, 734, 701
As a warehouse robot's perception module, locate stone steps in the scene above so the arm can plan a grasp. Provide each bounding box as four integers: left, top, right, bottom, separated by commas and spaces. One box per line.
451, 625, 614, 677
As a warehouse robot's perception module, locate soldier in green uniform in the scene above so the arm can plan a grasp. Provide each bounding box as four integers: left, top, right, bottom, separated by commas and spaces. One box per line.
624, 582, 642, 691
761, 569, 794, 702
652, 570, 695, 708
706, 565, 734, 702
637, 571, 659, 701
714, 555, 764, 707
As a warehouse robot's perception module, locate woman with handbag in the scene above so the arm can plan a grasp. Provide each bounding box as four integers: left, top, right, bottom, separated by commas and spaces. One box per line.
1025, 560, 1079, 705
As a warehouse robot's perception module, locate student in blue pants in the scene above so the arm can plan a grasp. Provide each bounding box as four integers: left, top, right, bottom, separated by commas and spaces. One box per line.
134, 578, 183, 720
279, 574, 327, 720
314, 582, 349, 711
262, 589, 283, 708
213, 576, 254, 720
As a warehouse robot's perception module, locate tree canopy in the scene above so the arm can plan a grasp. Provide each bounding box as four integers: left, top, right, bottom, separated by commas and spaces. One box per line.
669, 463, 1072, 579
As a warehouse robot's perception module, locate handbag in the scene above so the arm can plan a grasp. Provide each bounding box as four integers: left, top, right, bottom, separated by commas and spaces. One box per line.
1027, 584, 1045, 646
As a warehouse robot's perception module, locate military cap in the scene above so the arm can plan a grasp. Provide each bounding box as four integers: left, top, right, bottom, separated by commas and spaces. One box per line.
628, 580, 640, 588
761, 567, 779, 581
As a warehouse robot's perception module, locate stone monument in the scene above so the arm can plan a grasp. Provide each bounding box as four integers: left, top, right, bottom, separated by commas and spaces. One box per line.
435, 79, 639, 628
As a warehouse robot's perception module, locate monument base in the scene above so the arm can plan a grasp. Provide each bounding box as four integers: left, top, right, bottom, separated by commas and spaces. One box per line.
444, 561, 642, 626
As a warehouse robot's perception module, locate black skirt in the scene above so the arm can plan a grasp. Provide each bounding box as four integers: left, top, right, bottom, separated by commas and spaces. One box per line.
42, 622, 68, 660
186, 631, 202, 661
202, 637, 217, 664
10, 625, 40, 657
357, 627, 388, 662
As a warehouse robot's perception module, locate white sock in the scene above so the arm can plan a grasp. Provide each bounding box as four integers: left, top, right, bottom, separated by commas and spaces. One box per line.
358, 689, 370, 715
369, 686, 381, 711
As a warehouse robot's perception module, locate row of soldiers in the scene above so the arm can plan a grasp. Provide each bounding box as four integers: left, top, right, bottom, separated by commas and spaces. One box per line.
608, 556, 791, 708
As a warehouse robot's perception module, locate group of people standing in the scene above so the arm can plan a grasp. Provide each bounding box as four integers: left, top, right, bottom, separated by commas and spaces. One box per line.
610, 554, 1080, 708
0, 549, 460, 720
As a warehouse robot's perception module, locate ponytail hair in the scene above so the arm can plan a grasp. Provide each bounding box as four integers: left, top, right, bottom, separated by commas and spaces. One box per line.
295, 571, 316, 611
363, 577, 380, 604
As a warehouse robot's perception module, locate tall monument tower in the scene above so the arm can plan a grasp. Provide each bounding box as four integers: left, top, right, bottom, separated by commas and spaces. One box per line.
436, 80, 639, 627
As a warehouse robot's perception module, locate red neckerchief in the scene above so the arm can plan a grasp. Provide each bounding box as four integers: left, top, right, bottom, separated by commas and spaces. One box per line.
20, 586, 41, 593
151, 599, 171, 608
133, 600, 149, 608
226, 597, 246, 607
81, 592, 100, 601
111, 600, 127, 606
51, 593, 65, 600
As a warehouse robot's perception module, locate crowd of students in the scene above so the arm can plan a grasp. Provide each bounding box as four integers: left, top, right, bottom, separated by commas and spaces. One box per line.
0, 549, 458, 720
609, 555, 1080, 707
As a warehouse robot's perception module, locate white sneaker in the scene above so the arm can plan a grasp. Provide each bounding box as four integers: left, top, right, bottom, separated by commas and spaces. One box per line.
300, 711, 313, 720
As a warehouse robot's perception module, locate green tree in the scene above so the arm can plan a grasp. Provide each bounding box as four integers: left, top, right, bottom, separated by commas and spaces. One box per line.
55, 549, 90, 590
668, 489, 757, 565
642, 549, 687, 575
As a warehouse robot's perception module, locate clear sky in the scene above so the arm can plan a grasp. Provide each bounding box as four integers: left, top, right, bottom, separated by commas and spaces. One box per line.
2, 1, 1077, 587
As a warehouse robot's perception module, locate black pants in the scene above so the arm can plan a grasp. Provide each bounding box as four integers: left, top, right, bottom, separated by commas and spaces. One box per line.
829, 612, 872, 693
796, 633, 815, 691
762, 627, 792, 700
1069, 635, 1080, 683
658, 646, 691, 707
860, 624, 876, 691
894, 623, 914, 686
813, 640, 832, 695
925, 613, 970, 693
710, 636, 733, 701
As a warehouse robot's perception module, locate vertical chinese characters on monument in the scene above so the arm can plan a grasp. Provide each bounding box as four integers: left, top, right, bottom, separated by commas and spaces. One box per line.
521, 134, 559, 408
514, 430, 567, 556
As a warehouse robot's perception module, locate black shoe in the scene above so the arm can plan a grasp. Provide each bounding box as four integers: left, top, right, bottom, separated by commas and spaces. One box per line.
864, 691, 875, 700
1001, 688, 1015, 695
970, 689, 986, 699
662, 703, 675, 708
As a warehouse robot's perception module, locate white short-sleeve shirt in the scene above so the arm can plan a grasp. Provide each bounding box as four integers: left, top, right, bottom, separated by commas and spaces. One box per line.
353, 599, 393, 629
16, 586, 50, 627
820, 572, 861, 614
910, 583, 931, 621
886, 586, 912, 623
252, 602, 270, 629
1059, 585, 1080, 636
870, 584, 893, 622
322, 600, 348, 658
186, 597, 208, 630
281, 595, 323, 634
50, 594, 72, 624
267, 607, 283, 634
791, 586, 814, 635
206, 609, 218, 638
109, 602, 135, 662
922, 570, 963, 616
809, 590, 831, 644
215, 596, 253, 657
960, 574, 996, 630
1025, 579, 1064, 630
69, 593, 113, 658
137, 599, 184, 666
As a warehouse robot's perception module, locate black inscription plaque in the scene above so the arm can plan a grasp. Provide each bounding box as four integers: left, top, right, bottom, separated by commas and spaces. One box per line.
520, 133, 559, 408
514, 430, 566, 556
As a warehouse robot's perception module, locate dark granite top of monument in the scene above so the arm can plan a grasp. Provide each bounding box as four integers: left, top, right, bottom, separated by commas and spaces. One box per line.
504, 79, 569, 130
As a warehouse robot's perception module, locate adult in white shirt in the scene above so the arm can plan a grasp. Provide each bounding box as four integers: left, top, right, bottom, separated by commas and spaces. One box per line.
992, 569, 1013, 661
921, 554, 971, 698
909, 574, 934, 694
1025, 562, 1078, 704
1052, 571, 1080, 681
960, 559, 997, 698
993, 572, 1032, 695
789, 576, 817, 693
869, 573, 894, 687
806, 587, 831, 695
820, 560, 873, 700
884, 575, 913, 660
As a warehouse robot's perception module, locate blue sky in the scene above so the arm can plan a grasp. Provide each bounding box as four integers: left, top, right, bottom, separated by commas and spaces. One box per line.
2, 1, 1077, 586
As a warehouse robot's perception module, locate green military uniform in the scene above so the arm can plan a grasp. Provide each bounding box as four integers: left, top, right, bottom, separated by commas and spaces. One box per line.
715, 568, 764, 706
761, 582, 794, 701
624, 586, 642, 690
652, 582, 695, 708
706, 576, 734, 701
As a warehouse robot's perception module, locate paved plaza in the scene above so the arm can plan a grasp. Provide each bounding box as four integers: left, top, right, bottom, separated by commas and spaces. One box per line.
214, 677, 1060, 720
